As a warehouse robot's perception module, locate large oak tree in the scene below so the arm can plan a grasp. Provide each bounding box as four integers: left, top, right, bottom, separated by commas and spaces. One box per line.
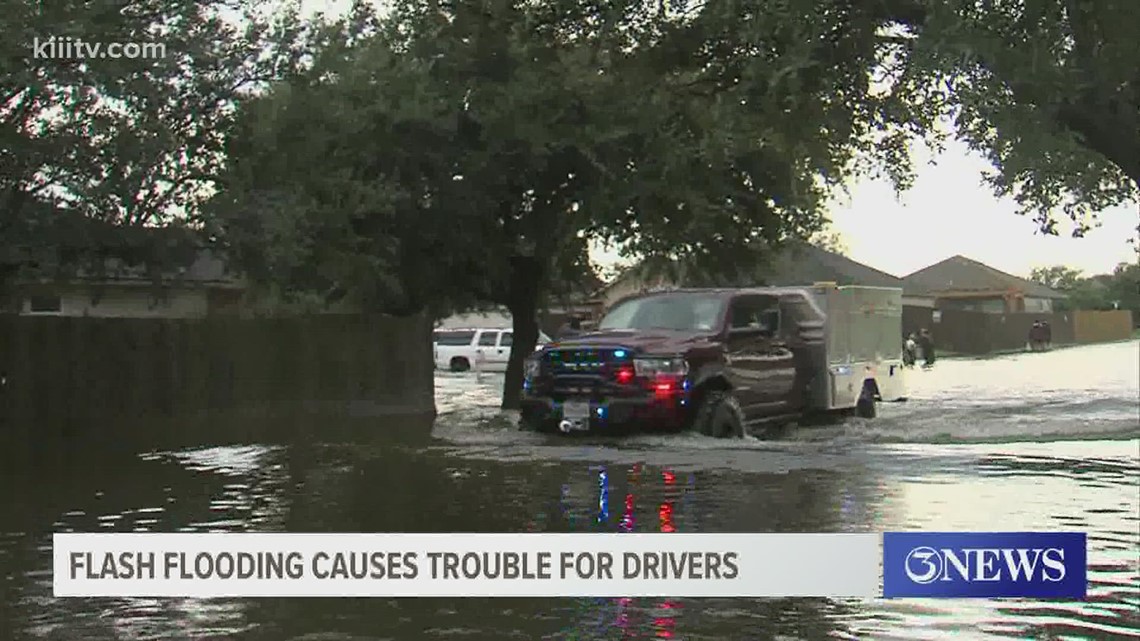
215, 0, 902, 408
0, 0, 301, 295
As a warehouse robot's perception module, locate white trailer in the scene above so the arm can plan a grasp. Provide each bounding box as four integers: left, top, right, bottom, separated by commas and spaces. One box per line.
803, 283, 907, 413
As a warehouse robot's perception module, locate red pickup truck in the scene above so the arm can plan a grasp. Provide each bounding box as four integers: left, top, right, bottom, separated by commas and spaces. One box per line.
520, 286, 904, 438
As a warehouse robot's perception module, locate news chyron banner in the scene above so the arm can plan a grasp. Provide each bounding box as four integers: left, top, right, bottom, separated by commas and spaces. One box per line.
52, 532, 1088, 599
54, 533, 879, 598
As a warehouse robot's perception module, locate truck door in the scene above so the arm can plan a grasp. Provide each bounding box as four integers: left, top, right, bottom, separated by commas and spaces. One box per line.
725, 294, 796, 416
494, 331, 513, 369
475, 330, 500, 370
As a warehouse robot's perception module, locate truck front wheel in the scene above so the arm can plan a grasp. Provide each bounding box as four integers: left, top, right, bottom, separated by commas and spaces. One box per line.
691, 390, 745, 439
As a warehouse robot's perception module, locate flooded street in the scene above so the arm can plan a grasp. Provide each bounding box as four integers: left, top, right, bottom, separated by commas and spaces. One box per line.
1, 341, 1137, 640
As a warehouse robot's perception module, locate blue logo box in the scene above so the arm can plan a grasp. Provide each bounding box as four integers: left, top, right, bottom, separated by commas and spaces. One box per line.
883, 532, 1087, 598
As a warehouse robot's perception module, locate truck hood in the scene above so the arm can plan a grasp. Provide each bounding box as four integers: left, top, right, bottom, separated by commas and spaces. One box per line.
544, 329, 717, 355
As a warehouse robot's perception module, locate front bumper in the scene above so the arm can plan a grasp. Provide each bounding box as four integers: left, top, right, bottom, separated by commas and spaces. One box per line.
519, 392, 690, 433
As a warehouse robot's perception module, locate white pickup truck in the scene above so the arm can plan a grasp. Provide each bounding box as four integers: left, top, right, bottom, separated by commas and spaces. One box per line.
433, 327, 552, 372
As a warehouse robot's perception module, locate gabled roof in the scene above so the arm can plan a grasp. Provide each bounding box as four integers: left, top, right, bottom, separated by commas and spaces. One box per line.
12, 247, 240, 285
596, 242, 903, 295
762, 242, 903, 288
902, 255, 1066, 299
3, 209, 243, 287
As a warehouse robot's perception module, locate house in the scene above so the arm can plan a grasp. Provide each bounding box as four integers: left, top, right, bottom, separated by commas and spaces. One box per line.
4, 249, 246, 318
591, 242, 904, 313
902, 255, 1067, 314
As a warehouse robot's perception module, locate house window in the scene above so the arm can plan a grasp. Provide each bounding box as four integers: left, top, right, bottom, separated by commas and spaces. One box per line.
27, 295, 62, 314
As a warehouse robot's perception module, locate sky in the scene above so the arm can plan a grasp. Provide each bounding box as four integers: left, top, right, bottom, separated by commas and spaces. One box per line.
298, 0, 1138, 281
595, 142, 1137, 280
820, 141, 1138, 279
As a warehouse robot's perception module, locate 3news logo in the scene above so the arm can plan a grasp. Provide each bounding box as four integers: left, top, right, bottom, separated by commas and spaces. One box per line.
882, 532, 1087, 598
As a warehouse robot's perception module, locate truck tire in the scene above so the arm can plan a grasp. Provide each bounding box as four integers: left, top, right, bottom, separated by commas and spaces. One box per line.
449, 357, 471, 372
691, 390, 745, 439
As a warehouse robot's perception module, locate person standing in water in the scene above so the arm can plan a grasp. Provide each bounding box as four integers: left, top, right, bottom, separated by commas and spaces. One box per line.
903, 333, 918, 367
918, 329, 936, 367
1028, 321, 1043, 351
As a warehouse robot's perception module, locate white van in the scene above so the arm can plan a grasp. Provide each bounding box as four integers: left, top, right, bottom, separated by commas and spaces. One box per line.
433, 327, 551, 372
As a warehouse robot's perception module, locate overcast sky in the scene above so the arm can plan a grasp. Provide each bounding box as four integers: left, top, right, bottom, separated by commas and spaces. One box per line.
297, 0, 1138, 280
592, 138, 1137, 280
821, 140, 1137, 279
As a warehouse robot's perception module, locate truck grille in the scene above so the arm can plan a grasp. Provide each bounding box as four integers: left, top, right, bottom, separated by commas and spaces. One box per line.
541, 348, 629, 395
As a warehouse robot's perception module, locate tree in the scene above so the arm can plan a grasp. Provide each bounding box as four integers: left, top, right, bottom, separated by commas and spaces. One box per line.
1105, 262, 1140, 318
217, 0, 891, 409
878, 0, 1139, 239
1029, 262, 1140, 314
0, 0, 300, 293
380, 0, 898, 408
809, 228, 850, 256
1029, 265, 1085, 291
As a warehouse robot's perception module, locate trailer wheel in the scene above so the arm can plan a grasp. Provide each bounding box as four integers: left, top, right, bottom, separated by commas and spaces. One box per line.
691, 390, 744, 439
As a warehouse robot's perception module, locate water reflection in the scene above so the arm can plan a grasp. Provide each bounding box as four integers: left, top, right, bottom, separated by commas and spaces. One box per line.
605, 469, 680, 640
0, 342, 1137, 640
1, 436, 1136, 640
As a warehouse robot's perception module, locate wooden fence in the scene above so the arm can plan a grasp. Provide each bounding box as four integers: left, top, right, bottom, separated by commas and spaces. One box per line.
902, 307, 1134, 355
0, 314, 436, 462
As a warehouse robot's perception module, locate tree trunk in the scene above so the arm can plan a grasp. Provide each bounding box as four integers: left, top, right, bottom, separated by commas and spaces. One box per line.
501, 255, 542, 410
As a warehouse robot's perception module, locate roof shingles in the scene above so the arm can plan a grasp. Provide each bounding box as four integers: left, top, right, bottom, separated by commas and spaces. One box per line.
599, 242, 904, 295
902, 255, 1065, 299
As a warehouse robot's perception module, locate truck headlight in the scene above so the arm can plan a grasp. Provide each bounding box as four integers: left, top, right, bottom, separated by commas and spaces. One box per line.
633, 357, 688, 377
524, 357, 541, 379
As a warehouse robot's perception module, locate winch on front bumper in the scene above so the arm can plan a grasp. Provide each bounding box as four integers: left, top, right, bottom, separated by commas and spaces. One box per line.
519, 347, 692, 433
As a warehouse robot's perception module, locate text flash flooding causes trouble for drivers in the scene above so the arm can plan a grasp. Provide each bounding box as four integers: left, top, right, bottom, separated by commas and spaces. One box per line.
69, 550, 741, 581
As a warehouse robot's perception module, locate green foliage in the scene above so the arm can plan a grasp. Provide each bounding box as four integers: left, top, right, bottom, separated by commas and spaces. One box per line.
809, 228, 849, 256
214, 0, 904, 407
1030, 262, 1140, 314
882, 0, 1140, 235
216, 0, 880, 318
211, 3, 503, 316
1029, 265, 1085, 291
1107, 262, 1140, 315
0, 0, 302, 283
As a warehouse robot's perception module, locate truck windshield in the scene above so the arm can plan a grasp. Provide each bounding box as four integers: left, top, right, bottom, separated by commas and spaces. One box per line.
598, 293, 725, 331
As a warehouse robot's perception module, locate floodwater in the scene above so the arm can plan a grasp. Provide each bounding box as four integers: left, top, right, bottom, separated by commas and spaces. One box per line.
1, 341, 1138, 640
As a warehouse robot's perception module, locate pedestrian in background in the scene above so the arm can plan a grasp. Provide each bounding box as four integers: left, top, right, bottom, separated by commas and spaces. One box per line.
1028, 321, 1043, 351
918, 329, 936, 368
903, 333, 917, 367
